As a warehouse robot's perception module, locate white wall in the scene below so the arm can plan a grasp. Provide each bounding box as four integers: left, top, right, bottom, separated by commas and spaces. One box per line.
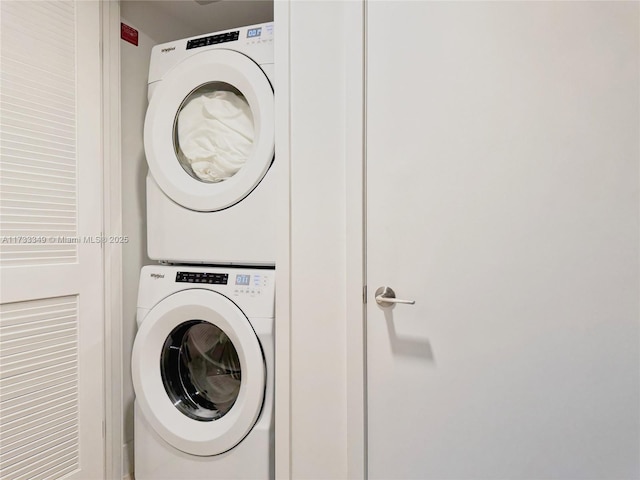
120, 5, 192, 477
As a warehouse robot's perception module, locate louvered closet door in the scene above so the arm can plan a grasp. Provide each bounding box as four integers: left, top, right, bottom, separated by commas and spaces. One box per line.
0, 2, 105, 479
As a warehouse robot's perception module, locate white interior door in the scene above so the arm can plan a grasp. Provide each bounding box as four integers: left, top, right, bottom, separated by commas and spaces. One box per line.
0, 1, 105, 479
365, 2, 639, 479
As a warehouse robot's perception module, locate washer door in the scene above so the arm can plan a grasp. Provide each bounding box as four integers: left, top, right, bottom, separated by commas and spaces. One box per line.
144, 49, 274, 212
132, 289, 265, 456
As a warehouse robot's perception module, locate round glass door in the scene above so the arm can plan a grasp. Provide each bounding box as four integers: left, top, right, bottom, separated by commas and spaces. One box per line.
131, 289, 266, 456
161, 320, 242, 421
144, 49, 274, 212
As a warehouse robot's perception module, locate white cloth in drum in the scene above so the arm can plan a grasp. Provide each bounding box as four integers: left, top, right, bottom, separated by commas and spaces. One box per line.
177, 90, 254, 182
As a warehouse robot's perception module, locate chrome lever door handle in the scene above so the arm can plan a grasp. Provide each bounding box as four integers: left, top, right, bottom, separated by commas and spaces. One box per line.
375, 286, 416, 307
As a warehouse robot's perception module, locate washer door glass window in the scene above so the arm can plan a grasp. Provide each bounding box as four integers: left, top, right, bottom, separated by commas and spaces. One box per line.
174, 82, 254, 184
161, 320, 241, 421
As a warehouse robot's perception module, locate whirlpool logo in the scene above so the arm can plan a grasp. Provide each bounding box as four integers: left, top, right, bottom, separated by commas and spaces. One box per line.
161, 47, 175, 53
150, 273, 165, 279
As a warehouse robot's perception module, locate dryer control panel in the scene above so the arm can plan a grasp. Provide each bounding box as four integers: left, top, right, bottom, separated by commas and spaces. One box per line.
186, 31, 239, 50
184, 23, 273, 50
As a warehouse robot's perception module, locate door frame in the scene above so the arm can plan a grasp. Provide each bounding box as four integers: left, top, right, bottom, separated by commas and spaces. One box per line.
274, 1, 367, 478
272, 3, 291, 480
102, 0, 124, 478
344, 1, 367, 479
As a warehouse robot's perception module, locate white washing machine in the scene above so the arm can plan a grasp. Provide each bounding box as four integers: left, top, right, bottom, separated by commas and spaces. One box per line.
132, 265, 274, 479
144, 22, 275, 265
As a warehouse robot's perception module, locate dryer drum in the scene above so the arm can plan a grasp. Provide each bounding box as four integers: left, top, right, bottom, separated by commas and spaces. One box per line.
161, 320, 242, 422
174, 82, 255, 184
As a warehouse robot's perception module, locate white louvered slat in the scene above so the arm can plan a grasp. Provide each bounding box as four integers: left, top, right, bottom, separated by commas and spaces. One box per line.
37, 459, 79, 480
0, 398, 77, 439
0, 123, 74, 149
0, 427, 77, 470
1, 407, 79, 464
0, 296, 76, 314
1, 66, 76, 101
0, 0, 78, 267
0, 429, 75, 476
0, 304, 76, 325
1, 222, 76, 232
2, 196, 75, 207
1, 251, 76, 262
1, 150, 76, 169
2, 133, 75, 155
0, 337, 76, 362
1, 407, 77, 450
2, 109, 75, 134
1, 123, 75, 149
1, 100, 75, 127
0, 257, 75, 267
1, 347, 78, 379
0, 251, 73, 264
6, 445, 78, 480
0, 370, 76, 403
0, 174, 76, 191
1, 91, 75, 121
0, 359, 75, 386
0, 295, 79, 479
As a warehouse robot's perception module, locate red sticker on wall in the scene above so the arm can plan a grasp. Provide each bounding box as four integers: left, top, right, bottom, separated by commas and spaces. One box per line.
121, 23, 138, 46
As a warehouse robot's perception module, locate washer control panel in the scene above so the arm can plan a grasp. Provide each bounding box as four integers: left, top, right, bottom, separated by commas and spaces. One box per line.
172, 269, 271, 298
140, 265, 275, 316
176, 271, 228, 284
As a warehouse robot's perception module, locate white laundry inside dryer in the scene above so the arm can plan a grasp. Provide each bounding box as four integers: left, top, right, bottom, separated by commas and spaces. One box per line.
176, 87, 255, 183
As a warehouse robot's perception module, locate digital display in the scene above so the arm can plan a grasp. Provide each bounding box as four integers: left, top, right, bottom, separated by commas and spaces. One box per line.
247, 28, 262, 38
236, 274, 251, 286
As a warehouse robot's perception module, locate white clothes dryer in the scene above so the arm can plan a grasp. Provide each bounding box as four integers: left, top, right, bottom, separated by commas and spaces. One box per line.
144, 22, 275, 265
132, 265, 274, 479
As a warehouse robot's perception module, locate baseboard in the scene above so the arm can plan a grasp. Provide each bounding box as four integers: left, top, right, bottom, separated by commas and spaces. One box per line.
122, 441, 134, 480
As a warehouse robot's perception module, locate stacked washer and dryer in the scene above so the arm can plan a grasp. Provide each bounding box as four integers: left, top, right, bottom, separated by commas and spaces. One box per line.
131, 22, 276, 480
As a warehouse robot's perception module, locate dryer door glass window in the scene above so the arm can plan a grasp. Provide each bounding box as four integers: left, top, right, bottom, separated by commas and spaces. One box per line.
173, 82, 255, 184
161, 320, 242, 421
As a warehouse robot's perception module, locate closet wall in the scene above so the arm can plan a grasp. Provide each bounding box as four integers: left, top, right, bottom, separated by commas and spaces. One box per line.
119, 2, 273, 477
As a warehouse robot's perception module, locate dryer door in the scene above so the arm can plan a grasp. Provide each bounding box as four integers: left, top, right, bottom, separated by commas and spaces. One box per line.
144, 49, 274, 212
132, 289, 266, 456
